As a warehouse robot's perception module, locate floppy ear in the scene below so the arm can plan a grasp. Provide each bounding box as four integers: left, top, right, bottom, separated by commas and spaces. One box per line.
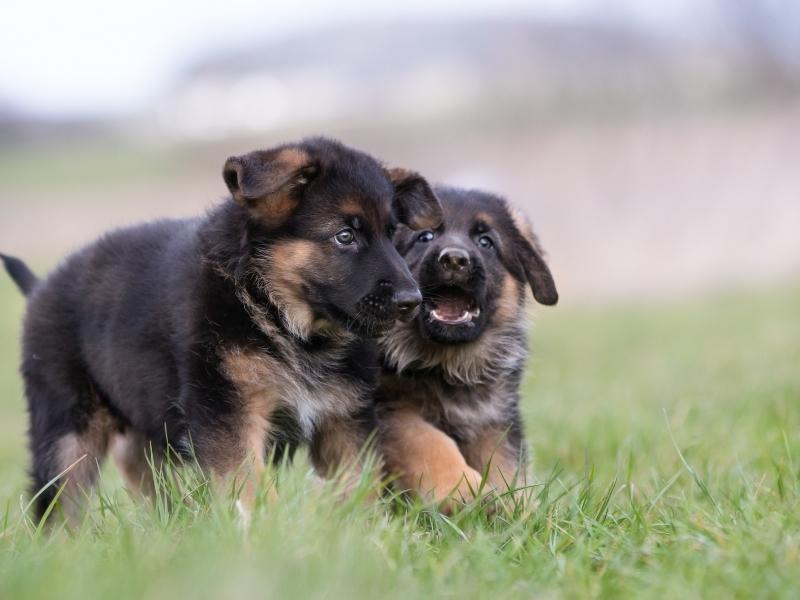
386, 168, 443, 231
507, 207, 558, 306
223, 147, 317, 225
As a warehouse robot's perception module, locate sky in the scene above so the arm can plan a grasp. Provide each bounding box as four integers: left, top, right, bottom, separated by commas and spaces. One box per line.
0, 0, 707, 118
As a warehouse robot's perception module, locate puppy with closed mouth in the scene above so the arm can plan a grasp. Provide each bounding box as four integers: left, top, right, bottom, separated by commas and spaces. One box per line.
1, 137, 442, 524
376, 186, 557, 508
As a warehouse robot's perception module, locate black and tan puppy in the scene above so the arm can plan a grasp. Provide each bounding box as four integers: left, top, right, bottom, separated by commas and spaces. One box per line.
376, 187, 557, 508
1, 137, 442, 523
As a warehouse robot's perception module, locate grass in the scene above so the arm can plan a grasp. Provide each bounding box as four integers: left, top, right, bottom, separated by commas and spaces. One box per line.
0, 141, 191, 193
0, 274, 798, 599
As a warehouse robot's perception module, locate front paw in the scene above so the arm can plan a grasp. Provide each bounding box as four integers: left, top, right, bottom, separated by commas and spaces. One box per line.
421, 466, 486, 513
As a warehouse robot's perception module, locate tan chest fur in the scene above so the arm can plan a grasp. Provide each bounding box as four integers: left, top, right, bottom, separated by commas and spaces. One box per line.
220, 347, 365, 440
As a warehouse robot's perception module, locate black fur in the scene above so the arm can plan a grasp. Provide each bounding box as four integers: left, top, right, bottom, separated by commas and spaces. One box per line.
4, 137, 443, 520
1, 254, 39, 296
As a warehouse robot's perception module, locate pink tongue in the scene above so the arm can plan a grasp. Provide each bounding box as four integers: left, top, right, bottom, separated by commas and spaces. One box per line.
434, 298, 469, 319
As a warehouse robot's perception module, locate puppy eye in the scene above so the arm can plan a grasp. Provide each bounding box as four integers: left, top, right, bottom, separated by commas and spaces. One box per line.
417, 230, 434, 243
334, 228, 356, 245
478, 235, 494, 249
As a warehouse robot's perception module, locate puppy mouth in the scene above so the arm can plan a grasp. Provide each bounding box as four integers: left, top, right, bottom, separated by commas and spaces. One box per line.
345, 311, 396, 336
425, 290, 481, 326
344, 308, 403, 338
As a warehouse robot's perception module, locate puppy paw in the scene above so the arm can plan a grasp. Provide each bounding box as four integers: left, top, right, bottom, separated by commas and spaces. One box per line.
423, 466, 486, 514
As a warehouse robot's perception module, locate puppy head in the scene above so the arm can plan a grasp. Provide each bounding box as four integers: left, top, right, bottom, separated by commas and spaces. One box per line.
222, 138, 442, 338
392, 186, 557, 344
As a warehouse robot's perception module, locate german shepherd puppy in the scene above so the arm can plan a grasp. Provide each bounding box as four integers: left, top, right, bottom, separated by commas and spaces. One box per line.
376, 187, 557, 508
1, 137, 442, 523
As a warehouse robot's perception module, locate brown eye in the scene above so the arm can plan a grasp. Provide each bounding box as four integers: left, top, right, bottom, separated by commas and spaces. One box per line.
334, 229, 355, 245
478, 235, 493, 249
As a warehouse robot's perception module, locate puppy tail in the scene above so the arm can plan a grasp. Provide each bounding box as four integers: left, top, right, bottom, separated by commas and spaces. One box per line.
0, 253, 39, 297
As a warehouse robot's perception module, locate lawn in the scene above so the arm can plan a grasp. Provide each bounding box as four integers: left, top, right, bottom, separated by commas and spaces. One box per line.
0, 274, 798, 599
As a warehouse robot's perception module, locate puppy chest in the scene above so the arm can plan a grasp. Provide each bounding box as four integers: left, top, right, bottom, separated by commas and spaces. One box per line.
433, 384, 514, 433
221, 348, 365, 439
441, 396, 506, 430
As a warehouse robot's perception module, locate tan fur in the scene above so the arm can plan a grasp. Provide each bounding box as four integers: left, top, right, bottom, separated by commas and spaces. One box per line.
257, 239, 319, 339
242, 148, 310, 226
340, 198, 366, 217
218, 348, 282, 510
494, 272, 525, 325
385, 167, 442, 230
110, 431, 159, 498
381, 407, 482, 510
474, 212, 495, 227
386, 167, 412, 185
53, 407, 117, 524
255, 195, 297, 225
310, 416, 372, 498
380, 317, 527, 386
460, 426, 525, 491
220, 342, 365, 435
218, 344, 370, 511
274, 147, 310, 174
507, 203, 557, 305
508, 204, 548, 259
311, 417, 363, 477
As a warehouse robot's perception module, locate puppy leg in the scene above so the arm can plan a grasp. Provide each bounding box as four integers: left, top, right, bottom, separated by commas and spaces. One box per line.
111, 431, 161, 499
193, 415, 271, 523
460, 424, 528, 493
310, 414, 374, 497
381, 408, 482, 510
29, 403, 115, 526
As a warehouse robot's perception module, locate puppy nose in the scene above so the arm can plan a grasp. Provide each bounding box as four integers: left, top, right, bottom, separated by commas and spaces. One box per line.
438, 247, 470, 272
393, 288, 422, 318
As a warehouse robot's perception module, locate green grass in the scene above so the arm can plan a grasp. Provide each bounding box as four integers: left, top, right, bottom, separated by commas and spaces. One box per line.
0, 275, 798, 599
0, 141, 192, 193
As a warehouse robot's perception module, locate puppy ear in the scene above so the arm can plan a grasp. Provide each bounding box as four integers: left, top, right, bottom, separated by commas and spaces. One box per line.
386, 168, 443, 231
507, 206, 558, 306
223, 147, 317, 225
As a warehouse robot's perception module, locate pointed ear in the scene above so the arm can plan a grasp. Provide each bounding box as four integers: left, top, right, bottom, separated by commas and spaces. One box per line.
386, 168, 443, 231
507, 206, 558, 306
223, 147, 317, 225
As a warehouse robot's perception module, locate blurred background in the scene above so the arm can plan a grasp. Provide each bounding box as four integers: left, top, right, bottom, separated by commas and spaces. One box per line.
1, 0, 799, 300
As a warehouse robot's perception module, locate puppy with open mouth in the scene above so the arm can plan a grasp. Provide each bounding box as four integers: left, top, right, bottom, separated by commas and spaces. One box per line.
376, 186, 557, 508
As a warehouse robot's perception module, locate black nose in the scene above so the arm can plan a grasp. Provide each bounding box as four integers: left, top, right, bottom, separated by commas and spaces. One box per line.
438, 247, 470, 272
393, 288, 422, 318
